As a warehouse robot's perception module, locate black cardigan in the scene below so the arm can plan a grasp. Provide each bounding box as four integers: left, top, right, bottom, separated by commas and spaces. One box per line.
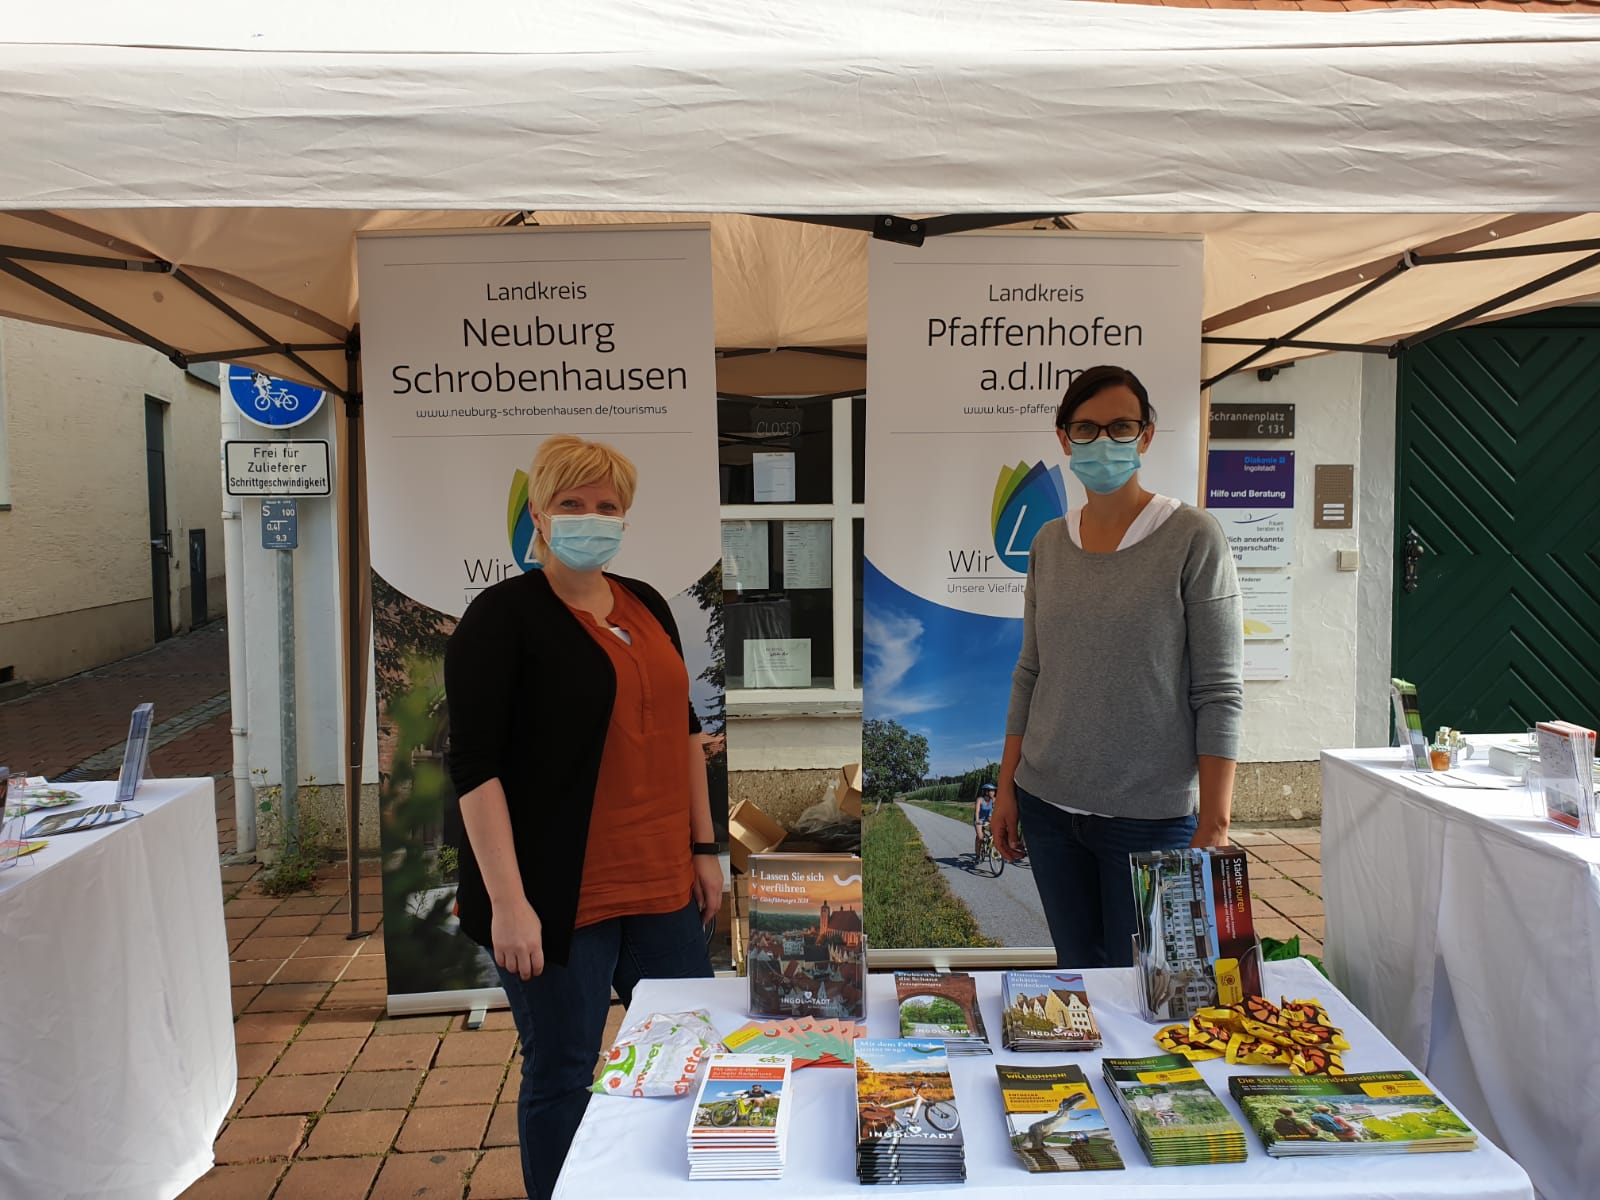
443, 568, 700, 966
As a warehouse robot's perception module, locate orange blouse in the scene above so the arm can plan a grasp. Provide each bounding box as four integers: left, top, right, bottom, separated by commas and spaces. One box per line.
571, 579, 695, 927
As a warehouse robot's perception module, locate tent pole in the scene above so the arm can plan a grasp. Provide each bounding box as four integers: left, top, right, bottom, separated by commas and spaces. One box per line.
343, 332, 370, 941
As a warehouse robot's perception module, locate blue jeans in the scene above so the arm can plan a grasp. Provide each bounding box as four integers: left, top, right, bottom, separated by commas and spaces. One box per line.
496, 897, 713, 1200
1017, 785, 1198, 969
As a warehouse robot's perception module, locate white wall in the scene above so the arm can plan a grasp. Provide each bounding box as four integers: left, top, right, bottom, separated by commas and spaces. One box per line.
1212, 352, 1391, 761
227, 392, 379, 789
0, 320, 223, 681
1356, 358, 1399, 746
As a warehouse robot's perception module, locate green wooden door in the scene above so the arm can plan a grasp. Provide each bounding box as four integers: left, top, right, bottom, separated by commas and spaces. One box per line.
1395, 310, 1600, 735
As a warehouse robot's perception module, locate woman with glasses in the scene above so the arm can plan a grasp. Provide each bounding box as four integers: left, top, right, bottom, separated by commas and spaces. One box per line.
991, 365, 1243, 969
444, 434, 721, 1200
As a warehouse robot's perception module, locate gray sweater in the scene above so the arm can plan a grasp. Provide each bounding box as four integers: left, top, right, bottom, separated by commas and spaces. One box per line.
1006, 504, 1244, 820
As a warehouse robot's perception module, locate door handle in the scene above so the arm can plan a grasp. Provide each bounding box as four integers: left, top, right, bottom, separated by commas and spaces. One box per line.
1402, 528, 1424, 594
150, 531, 172, 556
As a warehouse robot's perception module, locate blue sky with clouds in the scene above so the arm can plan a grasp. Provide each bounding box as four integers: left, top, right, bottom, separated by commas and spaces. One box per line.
863, 562, 1024, 780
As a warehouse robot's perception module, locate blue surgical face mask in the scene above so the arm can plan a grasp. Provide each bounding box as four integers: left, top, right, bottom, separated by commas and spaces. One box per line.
1068, 436, 1142, 494
543, 513, 625, 571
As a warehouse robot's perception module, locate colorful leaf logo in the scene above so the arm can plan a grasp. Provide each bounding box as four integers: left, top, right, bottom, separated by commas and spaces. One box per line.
507, 469, 539, 571
991, 461, 1068, 573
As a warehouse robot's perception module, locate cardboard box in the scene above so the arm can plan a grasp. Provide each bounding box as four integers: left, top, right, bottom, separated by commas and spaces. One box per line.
728, 798, 786, 873
838, 762, 863, 820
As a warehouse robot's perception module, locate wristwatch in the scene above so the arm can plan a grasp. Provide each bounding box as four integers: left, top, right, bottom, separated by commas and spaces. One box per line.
690, 841, 721, 856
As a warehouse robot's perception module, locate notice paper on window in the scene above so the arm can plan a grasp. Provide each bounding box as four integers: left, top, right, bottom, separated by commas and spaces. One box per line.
782, 521, 831, 589
721, 520, 770, 592
744, 638, 811, 688
752, 451, 797, 503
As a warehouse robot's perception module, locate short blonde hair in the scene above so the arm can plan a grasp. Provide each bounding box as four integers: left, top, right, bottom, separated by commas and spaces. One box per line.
528, 434, 638, 564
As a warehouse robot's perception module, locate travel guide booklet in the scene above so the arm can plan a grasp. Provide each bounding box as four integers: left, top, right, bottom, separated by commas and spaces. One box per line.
1537, 721, 1598, 837
894, 971, 991, 1055
686, 1053, 793, 1179
996, 1064, 1125, 1172
1000, 970, 1103, 1051
1130, 847, 1260, 1022
1391, 678, 1429, 769
746, 853, 866, 1019
1100, 1053, 1248, 1166
855, 1039, 966, 1183
1230, 1070, 1477, 1156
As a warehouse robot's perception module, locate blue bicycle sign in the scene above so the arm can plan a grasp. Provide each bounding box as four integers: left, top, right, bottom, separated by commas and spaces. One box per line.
224, 365, 325, 429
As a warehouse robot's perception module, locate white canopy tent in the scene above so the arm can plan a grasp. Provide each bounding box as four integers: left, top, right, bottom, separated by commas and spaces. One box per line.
4, 0, 1600, 926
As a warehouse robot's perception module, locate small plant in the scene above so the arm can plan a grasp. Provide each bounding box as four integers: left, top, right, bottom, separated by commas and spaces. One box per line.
254, 767, 333, 897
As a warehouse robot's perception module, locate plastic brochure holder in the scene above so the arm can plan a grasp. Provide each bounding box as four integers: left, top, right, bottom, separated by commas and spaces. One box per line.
115, 703, 155, 808
0, 803, 25, 872
1390, 680, 1430, 772
1131, 933, 1267, 1025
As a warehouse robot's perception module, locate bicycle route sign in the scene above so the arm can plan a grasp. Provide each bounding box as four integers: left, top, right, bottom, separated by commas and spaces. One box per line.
225, 440, 332, 497
224, 365, 326, 429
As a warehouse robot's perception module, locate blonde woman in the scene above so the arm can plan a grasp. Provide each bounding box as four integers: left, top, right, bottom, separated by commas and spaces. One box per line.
445, 434, 721, 1200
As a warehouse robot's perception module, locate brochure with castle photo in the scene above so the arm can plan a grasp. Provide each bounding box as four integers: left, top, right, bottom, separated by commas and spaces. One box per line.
997, 1064, 1124, 1172
1230, 1070, 1477, 1156
1130, 847, 1260, 1022
746, 853, 866, 1020
1000, 970, 1103, 1051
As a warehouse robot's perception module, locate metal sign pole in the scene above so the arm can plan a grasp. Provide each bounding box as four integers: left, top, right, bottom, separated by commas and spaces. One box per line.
277, 539, 298, 853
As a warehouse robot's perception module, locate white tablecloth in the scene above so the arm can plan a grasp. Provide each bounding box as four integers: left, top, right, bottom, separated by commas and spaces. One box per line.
1323, 747, 1600, 1200
0, 779, 236, 1200
555, 959, 1531, 1200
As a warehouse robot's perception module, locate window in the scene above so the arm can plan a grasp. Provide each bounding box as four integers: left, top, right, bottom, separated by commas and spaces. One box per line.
719, 393, 865, 707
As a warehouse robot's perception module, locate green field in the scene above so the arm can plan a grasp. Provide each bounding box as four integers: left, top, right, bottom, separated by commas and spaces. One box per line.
903, 798, 975, 825
862, 804, 999, 949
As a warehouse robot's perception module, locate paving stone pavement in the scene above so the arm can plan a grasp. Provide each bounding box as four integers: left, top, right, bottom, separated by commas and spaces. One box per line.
0, 622, 231, 778
2, 626, 1330, 1199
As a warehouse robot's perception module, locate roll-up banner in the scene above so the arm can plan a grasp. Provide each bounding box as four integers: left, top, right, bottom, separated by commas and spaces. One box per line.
862, 233, 1204, 951
356, 226, 724, 1011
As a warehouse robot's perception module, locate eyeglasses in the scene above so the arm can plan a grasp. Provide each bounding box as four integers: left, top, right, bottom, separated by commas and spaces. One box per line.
1061, 418, 1147, 444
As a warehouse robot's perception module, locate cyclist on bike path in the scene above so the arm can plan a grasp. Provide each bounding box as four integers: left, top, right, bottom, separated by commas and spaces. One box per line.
972, 782, 996, 861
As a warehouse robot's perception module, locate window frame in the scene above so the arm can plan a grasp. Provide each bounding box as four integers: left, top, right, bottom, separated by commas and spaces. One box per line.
722, 392, 864, 716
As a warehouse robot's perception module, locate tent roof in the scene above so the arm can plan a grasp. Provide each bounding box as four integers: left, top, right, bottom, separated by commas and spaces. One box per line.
3, 2, 1600, 388
5, 2, 1600, 213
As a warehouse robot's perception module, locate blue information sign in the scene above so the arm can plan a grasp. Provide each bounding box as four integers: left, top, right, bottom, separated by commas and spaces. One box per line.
226, 366, 325, 430
261, 500, 299, 550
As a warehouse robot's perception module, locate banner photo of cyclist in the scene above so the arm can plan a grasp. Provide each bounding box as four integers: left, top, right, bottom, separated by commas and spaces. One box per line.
861, 233, 1203, 951
356, 225, 725, 1009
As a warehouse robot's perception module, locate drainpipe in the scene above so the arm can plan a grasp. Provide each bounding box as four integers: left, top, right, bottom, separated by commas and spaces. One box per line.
220, 390, 255, 855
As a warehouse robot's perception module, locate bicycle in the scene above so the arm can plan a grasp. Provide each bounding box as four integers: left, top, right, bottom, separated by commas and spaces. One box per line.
700, 1088, 776, 1128
251, 372, 302, 413
974, 819, 1004, 878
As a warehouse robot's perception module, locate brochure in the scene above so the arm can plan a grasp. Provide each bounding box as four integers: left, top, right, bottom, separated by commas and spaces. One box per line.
1230, 1070, 1477, 1156
1390, 678, 1429, 769
1537, 721, 1598, 837
115, 702, 155, 805
1000, 970, 1103, 1051
1100, 1053, 1248, 1166
686, 1052, 793, 1179
746, 853, 866, 1019
855, 1039, 966, 1183
894, 971, 991, 1055
997, 1064, 1124, 1172
1130, 847, 1261, 1022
